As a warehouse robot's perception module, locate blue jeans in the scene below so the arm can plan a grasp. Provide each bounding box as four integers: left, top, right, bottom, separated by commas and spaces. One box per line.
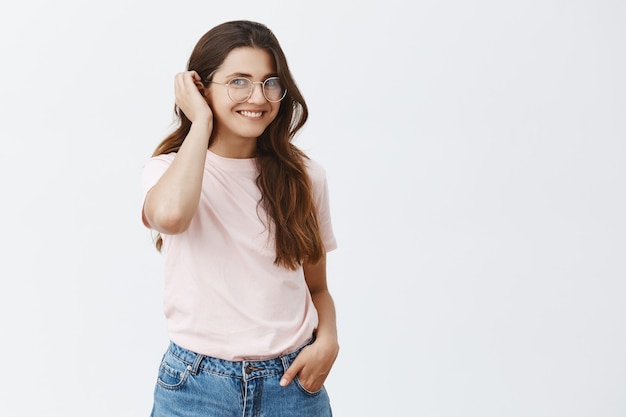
150, 339, 333, 417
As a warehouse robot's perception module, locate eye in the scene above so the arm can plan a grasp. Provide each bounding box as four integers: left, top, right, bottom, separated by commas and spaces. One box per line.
264, 78, 282, 89
229, 78, 250, 89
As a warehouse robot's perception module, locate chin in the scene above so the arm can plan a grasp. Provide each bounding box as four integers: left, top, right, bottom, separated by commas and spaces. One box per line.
239, 128, 269, 139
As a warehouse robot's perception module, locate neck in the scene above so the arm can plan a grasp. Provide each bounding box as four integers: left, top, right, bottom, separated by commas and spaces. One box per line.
209, 137, 257, 159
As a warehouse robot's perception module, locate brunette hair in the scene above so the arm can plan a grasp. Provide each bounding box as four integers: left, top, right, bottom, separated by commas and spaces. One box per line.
151, 20, 324, 270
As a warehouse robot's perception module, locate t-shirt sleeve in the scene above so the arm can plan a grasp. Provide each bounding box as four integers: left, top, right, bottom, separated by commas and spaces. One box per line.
307, 159, 338, 252
139, 153, 175, 229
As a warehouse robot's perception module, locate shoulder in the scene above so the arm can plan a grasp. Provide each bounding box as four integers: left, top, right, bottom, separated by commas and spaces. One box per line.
141, 152, 177, 185
303, 156, 328, 185
146, 152, 177, 166
142, 152, 177, 174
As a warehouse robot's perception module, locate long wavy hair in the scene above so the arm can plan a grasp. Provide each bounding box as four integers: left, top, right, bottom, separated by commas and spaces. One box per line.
151, 20, 325, 270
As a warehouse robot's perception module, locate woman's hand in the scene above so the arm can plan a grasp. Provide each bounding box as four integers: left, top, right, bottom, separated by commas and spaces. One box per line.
280, 338, 339, 392
142, 71, 214, 235
174, 71, 213, 124
279, 255, 339, 392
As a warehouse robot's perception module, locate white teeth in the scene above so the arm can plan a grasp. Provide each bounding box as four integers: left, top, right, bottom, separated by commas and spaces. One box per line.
240, 111, 262, 118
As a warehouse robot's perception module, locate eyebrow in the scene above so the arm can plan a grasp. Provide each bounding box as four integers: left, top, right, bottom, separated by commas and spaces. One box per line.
224, 72, 278, 79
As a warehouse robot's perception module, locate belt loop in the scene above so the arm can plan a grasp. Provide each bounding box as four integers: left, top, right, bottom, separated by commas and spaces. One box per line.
189, 353, 205, 376
280, 355, 290, 372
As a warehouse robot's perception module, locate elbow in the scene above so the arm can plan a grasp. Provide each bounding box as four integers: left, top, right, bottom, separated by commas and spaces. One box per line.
143, 189, 195, 234
147, 207, 192, 235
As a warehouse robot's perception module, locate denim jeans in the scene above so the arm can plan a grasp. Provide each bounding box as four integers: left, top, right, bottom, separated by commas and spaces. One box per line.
150, 339, 333, 417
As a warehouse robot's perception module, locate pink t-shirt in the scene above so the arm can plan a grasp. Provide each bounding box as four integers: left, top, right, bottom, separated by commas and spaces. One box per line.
141, 150, 337, 360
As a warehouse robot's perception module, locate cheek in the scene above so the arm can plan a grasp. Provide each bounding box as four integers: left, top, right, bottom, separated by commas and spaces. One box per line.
269, 104, 281, 120
206, 89, 224, 110
207, 96, 232, 119
205, 91, 216, 109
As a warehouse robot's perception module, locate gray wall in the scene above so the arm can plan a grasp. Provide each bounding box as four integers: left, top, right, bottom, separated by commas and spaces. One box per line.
1, 0, 624, 416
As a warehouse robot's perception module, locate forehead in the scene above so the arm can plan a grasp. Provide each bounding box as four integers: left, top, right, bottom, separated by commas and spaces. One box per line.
215, 47, 276, 78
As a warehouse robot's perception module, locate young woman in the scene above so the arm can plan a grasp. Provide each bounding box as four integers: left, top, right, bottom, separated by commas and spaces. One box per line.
140, 20, 339, 417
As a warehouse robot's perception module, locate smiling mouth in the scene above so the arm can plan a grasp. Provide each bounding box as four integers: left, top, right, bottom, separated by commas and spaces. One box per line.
238, 110, 263, 118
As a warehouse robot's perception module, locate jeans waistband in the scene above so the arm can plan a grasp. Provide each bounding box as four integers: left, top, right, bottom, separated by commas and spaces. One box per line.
166, 337, 313, 379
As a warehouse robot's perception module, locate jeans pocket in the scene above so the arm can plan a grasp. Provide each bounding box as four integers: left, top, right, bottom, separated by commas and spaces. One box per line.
293, 376, 324, 397
156, 354, 189, 390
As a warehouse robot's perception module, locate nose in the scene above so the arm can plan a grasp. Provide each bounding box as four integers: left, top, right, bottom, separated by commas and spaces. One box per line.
247, 81, 267, 103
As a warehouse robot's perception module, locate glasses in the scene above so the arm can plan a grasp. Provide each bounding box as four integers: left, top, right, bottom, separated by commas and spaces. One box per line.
207, 77, 287, 103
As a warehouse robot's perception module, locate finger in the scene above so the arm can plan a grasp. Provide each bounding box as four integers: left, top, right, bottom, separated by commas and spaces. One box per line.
190, 71, 201, 82
174, 73, 186, 95
176, 73, 200, 99
182, 72, 204, 93
280, 361, 304, 387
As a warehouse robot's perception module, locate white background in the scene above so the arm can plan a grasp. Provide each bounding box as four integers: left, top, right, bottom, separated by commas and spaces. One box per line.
1, 1, 624, 416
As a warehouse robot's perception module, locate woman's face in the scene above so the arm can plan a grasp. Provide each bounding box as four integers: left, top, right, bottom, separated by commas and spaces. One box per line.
206, 47, 282, 153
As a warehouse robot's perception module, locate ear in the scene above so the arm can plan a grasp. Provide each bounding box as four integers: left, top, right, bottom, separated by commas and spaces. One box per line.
199, 83, 212, 102
194, 80, 205, 93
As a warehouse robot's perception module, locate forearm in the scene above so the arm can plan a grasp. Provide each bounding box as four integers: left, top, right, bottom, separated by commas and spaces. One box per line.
281, 247, 338, 389
144, 120, 212, 234
311, 289, 339, 351
278, 287, 338, 389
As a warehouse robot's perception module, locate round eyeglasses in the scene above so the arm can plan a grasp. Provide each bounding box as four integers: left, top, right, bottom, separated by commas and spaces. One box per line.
207, 77, 287, 103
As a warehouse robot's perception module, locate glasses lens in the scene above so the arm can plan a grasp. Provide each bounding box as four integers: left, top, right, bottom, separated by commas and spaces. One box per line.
263, 77, 286, 102
227, 78, 252, 103
226, 77, 286, 102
